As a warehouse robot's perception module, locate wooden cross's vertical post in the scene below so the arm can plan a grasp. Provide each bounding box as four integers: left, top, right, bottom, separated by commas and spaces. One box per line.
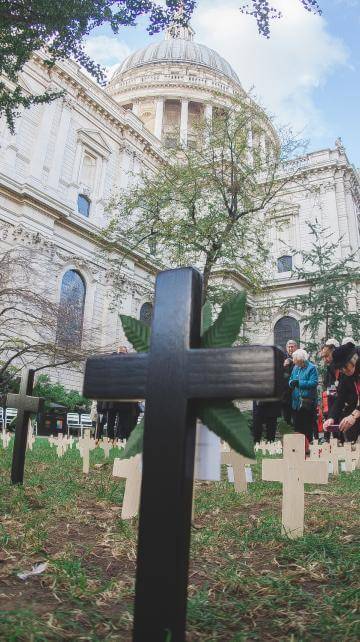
8, 369, 43, 485
83, 266, 285, 642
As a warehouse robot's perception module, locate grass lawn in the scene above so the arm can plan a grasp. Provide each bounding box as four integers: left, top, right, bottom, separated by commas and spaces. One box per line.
0, 438, 359, 641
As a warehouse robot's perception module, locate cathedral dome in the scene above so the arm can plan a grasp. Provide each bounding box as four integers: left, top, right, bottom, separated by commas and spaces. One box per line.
111, 26, 240, 85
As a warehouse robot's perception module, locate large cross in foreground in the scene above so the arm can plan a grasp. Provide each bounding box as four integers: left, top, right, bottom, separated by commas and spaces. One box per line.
83, 267, 284, 642
7, 369, 44, 485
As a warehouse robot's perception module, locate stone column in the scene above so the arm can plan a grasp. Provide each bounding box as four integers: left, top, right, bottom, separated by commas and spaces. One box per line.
180, 99, 189, 146
48, 98, 72, 189
204, 103, 213, 125
260, 132, 266, 159
154, 98, 164, 140
132, 101, 140, 117
247, 125, 253, 165
29, 100, 58, 181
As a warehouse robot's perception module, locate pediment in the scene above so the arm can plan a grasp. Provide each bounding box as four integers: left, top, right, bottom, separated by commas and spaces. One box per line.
77, 129, 111, 157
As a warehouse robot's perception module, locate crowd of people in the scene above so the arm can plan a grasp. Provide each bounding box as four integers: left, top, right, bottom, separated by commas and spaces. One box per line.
90, 338, 360, 448
253, 337, 360, 445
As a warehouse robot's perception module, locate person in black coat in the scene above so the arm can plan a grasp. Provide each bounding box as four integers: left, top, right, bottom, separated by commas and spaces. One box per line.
282, 339, 298, 425
253, 400, 282, 442
323, 343, 360, 442
95, 346, 141, 442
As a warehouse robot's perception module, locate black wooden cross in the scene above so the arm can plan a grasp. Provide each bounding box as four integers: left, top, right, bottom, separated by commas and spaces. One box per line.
7, 369, 44, 485
83, 267, 284, 642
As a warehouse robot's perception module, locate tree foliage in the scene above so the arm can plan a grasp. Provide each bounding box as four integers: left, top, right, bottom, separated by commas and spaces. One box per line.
33, 374, 90, 411
281, 220, 360, 354
105, 97, 304, 305
0, 0, 195, 131
239, 0, 322, 38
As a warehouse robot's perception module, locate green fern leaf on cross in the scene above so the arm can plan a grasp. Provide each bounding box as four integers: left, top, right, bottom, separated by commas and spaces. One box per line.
119, 291, 254, 460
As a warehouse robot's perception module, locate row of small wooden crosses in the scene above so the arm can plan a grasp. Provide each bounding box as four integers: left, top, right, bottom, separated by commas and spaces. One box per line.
2, 426, 359, 539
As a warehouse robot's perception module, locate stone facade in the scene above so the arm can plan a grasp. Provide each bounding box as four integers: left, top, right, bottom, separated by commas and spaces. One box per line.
0, 26, 359, 390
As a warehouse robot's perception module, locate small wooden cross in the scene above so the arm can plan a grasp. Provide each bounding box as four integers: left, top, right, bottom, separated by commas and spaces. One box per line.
56, 434, 69, 457
7, 369, 44, 484
83, 266, 284, 642
113, 454, 142, 519
77, 429, 96, 474
1, 431, 12, 449
221, 445, 255, 493
342, 443, 357, 473
100, 438, 112, 459
27, 420, 36, 451
328, 440, 346, 476
262, 433, 328, 538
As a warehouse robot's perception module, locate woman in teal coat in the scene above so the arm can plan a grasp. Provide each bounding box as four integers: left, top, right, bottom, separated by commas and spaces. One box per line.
289, 349, 318, 442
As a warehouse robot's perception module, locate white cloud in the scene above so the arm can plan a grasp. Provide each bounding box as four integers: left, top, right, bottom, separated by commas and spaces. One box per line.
192, 0, 349, 138
84, 35, 131, 70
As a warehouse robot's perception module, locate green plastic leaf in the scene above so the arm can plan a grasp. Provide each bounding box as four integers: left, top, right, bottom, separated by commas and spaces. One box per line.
201, 301, 213, 335
119, 417, 144, 459
201, 292, 246, 349
197, 400, 255, 459
120, 315, 151, 352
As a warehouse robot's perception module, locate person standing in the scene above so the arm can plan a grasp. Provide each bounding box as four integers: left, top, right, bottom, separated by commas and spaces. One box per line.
282, 339, 298, 425
252, 400, 282, 443
106, 345, 141, 442
289, 349, 318, 442
320, 339, 341, 417
323, 343, 360, 442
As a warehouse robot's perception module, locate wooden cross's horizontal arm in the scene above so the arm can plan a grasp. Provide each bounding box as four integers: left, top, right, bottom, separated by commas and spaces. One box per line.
83, 346, 284, 402
6, 393, 43, 414
83, 352, 148, 400
186, 346, 284, 399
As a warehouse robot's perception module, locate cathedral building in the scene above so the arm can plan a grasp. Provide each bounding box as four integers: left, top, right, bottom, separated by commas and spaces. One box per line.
0, 24, 359, 389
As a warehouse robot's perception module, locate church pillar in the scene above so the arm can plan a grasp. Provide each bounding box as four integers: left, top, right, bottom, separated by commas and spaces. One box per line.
48, 98, 72, 189
180, 99, 189, 146
29, 100, 58, 181
154, 98, 164, 140
247, 125, 253, 165
260, 132, 266, 160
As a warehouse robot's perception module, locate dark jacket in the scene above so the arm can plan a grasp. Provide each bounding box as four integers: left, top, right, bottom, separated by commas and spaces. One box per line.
328, 353, 360, 423
253, 400, 282, 421
283, 355, 295, 404
323, 364, 341, 390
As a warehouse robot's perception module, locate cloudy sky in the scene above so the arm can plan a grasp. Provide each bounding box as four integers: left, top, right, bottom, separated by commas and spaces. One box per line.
84, 0, 360, 165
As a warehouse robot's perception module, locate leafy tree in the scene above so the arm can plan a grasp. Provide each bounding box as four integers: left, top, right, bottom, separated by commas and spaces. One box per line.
33, 374, 90, 411
0, 0, 195, 131
281, 220, 360, 354
240, 0, 322, 38
105, 98, 304, 305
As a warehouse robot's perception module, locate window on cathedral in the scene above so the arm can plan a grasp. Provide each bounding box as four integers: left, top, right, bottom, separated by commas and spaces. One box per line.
80, 153, 96, 187
274, 316, 300, 351
277, 255, 292, 273
77, 194, 91, 218
56, 270, 86, 347
140, 302, 153, 327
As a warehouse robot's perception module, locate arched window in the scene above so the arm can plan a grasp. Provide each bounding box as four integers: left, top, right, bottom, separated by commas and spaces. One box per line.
139, 302, 153, 327
77, 194, 91, 217
277, 255, 292, 273
56, 270, 86, 347
274, 316, 300, 352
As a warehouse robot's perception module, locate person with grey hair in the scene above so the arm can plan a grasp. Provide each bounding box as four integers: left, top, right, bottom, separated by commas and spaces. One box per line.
281, 339, 298, 425
289, 349, 318, 442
